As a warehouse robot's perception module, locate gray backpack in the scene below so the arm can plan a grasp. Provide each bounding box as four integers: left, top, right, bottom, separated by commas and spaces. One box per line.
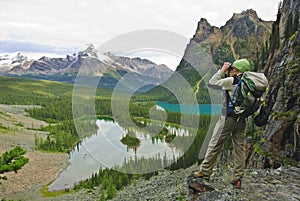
228, 72, 268, 119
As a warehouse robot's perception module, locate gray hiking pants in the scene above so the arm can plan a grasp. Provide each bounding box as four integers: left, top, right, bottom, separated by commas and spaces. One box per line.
200, 116, 246, 180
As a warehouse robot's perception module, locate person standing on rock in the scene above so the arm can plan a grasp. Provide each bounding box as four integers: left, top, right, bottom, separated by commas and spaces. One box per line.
190, 59, 252, 189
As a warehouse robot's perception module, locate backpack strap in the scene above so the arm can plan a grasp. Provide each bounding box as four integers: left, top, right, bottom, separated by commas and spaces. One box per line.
228, 79, 243, 113
225, 90, 230, 117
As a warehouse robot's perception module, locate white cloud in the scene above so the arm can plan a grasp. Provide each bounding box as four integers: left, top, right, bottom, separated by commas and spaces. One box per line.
0, 0, 280, 69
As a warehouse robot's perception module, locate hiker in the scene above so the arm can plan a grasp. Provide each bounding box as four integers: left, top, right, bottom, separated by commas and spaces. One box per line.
192, 58, 252, 189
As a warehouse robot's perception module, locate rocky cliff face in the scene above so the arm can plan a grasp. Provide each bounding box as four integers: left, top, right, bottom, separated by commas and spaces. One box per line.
257, 0, 300, 168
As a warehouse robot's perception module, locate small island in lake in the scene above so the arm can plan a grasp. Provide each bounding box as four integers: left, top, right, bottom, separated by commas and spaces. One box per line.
120, 131, 141, 150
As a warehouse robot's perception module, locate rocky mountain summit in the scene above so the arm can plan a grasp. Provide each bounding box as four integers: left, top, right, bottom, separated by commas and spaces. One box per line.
189, 8, 272, 68
222, 9, 271, 38
105, 52, 171, 80
0, 44, 173, 91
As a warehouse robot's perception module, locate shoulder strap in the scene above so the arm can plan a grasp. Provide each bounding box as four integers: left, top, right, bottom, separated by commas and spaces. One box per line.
228, 79, 243, 113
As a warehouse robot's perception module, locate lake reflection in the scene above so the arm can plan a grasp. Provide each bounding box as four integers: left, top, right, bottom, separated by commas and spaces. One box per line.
48, 119, 191, 191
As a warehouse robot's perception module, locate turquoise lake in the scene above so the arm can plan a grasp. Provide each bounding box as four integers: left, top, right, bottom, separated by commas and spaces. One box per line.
156, 102, 222, 115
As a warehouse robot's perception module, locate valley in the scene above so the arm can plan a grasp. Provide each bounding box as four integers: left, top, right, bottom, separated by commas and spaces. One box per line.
0, 0, 300, 200
0, 76, 212, 200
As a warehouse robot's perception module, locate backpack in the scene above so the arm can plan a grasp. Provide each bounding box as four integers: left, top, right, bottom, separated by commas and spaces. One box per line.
227, 72, 268, 119
254, 104, 269, 126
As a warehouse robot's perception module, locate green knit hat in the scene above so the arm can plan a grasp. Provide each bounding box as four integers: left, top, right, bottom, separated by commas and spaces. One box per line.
232, 59, 251, 72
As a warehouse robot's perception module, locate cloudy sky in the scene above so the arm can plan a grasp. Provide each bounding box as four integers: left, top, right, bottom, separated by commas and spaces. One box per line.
0, 0, 280, 69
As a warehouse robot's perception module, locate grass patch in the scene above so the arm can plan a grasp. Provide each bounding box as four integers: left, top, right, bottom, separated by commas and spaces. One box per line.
97, 115, 115, 122
40, 183, 73, 197
14, 122, 24, 127
0, 123, 8, 130
283, 157, 298, 167
0, 123, 11, 133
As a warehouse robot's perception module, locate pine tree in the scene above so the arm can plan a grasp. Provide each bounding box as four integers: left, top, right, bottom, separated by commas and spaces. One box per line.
0, 146, 29, 179
106, 180, 117, 199
99, 188, 106, 201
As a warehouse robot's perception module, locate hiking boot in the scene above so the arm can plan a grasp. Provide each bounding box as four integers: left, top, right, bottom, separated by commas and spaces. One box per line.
189, 171, 210, 181
187, 176, 214, 192
230, 178, 242, 189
